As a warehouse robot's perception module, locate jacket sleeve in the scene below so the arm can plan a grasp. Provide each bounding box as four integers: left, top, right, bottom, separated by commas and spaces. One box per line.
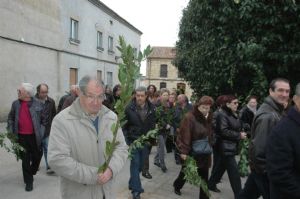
266, 125, 300, 198
108, 125, 128, 178
122, 107, 130, 141
51, 100, 57, 121
7, 102, 16, 134
218, 114, 240, 141
48, 117, 98, 185
176, 114, 193, 155
251, 113, 277, 170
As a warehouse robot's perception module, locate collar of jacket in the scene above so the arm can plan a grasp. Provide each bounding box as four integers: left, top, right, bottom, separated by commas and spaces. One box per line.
221, 106, 238, 118
18, 97, 35, 107
288, 106, 300, 126
192, 106, 211, 125
129, 99, 155, 112
264, 96, 284, 113
68, 98, 111, 120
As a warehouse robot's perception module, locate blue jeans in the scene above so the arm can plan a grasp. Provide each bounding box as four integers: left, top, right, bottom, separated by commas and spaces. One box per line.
129, 145, 148, 193
239, 170, 270, 199
41, 136, 49, 169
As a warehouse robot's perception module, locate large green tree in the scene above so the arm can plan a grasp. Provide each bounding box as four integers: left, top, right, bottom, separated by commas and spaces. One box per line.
175, 0, 300, 101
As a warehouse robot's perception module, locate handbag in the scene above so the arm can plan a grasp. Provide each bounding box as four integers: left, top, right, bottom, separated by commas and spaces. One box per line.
192, 137, 212, 155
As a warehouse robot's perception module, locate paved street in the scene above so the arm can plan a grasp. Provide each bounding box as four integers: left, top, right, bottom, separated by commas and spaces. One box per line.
0, 123, 245, 199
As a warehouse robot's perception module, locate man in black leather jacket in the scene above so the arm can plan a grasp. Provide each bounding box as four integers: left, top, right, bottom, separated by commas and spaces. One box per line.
266, 83, 300, 199
122, 86, 156, 199
239, 78, 290, 199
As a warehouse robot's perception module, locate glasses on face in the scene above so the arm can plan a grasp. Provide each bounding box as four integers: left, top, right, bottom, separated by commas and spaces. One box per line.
83, 93, 105, 102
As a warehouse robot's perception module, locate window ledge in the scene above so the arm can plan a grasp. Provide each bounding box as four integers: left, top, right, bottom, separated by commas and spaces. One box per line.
69, 38, 80, 45
97, 47, 104, 52
108, 50, 115, 55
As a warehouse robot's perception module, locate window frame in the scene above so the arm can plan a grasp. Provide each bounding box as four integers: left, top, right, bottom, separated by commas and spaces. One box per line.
160, 82, 167, 89
108, 36, 114, 54
97, 31, 104, 51
160, 64, 168, 77
70, 18, 80, 44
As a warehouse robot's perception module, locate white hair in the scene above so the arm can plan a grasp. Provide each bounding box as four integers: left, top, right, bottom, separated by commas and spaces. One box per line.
21, 83, 34, 97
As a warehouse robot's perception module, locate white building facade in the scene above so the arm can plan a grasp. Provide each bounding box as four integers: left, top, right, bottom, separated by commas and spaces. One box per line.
0, 0, 142, 121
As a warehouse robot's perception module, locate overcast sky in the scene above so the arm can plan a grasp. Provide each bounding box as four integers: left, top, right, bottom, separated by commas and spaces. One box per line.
100, 0, 189, 75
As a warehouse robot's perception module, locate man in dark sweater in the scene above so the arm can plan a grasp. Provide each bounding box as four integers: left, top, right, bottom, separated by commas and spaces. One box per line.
266, 82, 300, 199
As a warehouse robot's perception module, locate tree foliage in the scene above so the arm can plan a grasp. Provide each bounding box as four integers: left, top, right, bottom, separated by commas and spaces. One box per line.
175, 0, 300, 101
98, 36, 152, 173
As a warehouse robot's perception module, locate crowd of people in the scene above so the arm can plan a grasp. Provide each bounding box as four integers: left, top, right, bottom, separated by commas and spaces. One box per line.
6, 76, 300, 199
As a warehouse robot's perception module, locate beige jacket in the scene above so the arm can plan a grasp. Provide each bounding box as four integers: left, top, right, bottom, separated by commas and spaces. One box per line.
48, 98, 128, 199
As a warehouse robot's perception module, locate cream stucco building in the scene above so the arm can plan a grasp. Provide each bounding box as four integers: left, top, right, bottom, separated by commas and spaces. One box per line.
145, 47, 193, 98
0, 0, 142, 121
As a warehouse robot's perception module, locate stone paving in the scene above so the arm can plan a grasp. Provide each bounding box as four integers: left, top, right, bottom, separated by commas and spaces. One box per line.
0, 122, 245, 199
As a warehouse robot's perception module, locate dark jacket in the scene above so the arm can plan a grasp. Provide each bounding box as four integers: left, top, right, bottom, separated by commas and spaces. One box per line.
57, 93, 70, 113
216, 106, 242, 156
249, 96, 284, 173
177, 107, 213, 168
239, 105, 255, 128
36, 96, 56, 137
212, 108, 222, 147
173, 103, 193, 130
7, 97, 49, 149
155, 101, 175, 135
102, 93, 114, 110
123, 99, 156, 143
266, 106, 300, 199
62, 94, 77, 110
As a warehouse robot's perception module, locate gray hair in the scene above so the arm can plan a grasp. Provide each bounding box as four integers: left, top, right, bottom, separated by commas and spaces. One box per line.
78, 75, 103, 94
295, 83, 300, 96
135, 86, 147, 93
21, 83, 34, 97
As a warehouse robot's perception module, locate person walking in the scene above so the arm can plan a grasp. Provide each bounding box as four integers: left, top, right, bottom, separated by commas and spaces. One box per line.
7, 83, 48, 191
123, 86, 156, 199
239, 78, 290, 199
173, 96, 214, 199
35, 83, 56, 174
208, 95, 247, 199
266, 82, 300, 199
48, 75, 128, 199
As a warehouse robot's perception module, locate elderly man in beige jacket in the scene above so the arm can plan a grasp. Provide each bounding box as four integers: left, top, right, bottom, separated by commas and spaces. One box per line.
48, 75, 128, 199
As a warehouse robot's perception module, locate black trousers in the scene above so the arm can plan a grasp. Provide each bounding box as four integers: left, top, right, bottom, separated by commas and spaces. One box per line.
173, 165, 209, 199
210, 146, 224, 184
239, 171, 270, 199
18, 134, 42, 185
208, 155, 241, 199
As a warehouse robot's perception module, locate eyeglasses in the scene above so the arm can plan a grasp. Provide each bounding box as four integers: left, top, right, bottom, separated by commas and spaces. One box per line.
83, 93, 105, 102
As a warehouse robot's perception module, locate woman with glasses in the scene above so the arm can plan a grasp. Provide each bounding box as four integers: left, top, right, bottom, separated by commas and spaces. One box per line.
207, 95, 247, 199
